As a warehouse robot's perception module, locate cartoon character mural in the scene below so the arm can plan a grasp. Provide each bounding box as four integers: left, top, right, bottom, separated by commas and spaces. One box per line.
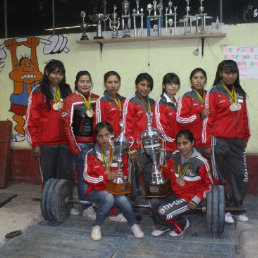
0, 35, 69, 142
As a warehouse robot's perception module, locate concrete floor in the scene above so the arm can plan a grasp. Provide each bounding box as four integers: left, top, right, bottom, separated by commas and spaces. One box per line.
0, 184, 258, 257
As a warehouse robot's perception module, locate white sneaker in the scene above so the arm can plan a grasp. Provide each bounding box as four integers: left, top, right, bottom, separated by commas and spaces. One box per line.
235, 214, 248, 222
109, 213, 127, 223
151, 228, 169, 237
70, 208, 80, 216
131, 224, 144, 238
169, 219, 189, 237
82, 206, 96, 220
225, 212, 235, 224
91, 225, 102, 241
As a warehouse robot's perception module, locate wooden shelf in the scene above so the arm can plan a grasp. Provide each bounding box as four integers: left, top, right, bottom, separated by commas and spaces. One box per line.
76, 33, 226, 45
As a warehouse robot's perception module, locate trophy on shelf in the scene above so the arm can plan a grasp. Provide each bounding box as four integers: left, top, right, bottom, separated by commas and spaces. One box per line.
106, 131, 134, 195
147, 0, 163, 37
164, 1, 177, 35
109, 5, 120, 38
121, 0, 131, 38
132, 0, 144, 37
141, 113, 171, 198
195, 0, 207, 34
80, 10, 89, 40
183, 0, 193, 34
89, 13, 109, 39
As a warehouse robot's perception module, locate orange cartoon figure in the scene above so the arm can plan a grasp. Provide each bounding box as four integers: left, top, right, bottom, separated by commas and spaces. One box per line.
4, 37, 43, 142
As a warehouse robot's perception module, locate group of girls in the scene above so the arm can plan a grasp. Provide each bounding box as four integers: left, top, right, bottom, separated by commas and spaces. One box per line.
25, 58, 250, 241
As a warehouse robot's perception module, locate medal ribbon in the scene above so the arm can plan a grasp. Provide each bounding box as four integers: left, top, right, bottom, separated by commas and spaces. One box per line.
78, 92, 91, 110
139, 95, 151, 112
51, 87, 61, 103
193, 89, 205, 105
220, 81, 237, 104
112, 96, 122, 118
177, 162, 190, 179
101, 147, 113, 170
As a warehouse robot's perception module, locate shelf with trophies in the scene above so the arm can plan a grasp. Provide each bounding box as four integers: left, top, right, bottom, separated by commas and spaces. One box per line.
77, 0, 226, 45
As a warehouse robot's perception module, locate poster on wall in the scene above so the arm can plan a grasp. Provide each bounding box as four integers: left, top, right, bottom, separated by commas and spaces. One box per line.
223, 46, 258, 79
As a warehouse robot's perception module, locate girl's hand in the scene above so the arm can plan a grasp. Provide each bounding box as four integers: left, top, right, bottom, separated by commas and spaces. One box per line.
107, 170, 122, 181
201, 108, 210, 120
32, 147, 40, 158
188, 201, 197, 210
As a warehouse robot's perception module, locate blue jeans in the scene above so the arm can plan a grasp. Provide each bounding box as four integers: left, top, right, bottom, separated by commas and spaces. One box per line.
87, 190, 137, 227
73, 143, 95, 210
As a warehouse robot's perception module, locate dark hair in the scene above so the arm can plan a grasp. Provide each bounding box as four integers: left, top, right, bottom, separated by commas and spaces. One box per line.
176, 129, 194, 144
135, 73, 154, 91
40, 59, 71, 110
75, 71, 92, 91
213, 60, 245, 94
190, 68, 207, 85
94, 122, 114, 136
162, 73, 180, 95
104, 71, 121, 83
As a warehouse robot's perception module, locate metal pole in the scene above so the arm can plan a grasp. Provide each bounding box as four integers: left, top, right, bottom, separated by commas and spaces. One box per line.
220, 0, 223, 23
52, 0, 55, 35
4, 0, 8, 38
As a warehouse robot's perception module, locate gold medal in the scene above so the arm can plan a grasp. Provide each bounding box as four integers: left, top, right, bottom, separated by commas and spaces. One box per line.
86, 109, 94, 118
53, 103, 59, 110
230, 103, 241, 112
176, 177, 186, 187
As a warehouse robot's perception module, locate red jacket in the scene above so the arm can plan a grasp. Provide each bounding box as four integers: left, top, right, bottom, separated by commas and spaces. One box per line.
94, 91, 125, 137
25, 86, 67, 147
202, 84, 251, 147
153, 94, 178, 152
163, 149, 212, 205
62, 92, 99, 155
123, 92, 155, 151
83, 145, 129, 194
176, 88, 207, 148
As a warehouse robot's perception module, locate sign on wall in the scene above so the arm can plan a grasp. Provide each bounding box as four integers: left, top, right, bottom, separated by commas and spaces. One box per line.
223, 46, 258, 79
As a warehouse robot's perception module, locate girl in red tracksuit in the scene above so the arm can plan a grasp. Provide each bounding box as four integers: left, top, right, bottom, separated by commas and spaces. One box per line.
153, 73, 180, 176
202, 60, 250, 223
83, 122, 144, 241
25, 59, 73, 183
94, 71, 125, 137
177, 68, 210, 155
151, 129, 212, 237
123, 73, 155, 219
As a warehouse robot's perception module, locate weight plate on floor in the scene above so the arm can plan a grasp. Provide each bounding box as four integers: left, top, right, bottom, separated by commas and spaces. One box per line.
50, 179, 73, 223
218, 185, 225, 234
211, 185, 219, 233
46, 178, 58, 222
206, 187, 212, 232
41, 178, 56, 221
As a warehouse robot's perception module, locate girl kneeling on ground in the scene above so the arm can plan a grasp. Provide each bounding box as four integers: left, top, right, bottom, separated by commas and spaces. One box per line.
83, 121, 144, 240
151, 129, 213, 237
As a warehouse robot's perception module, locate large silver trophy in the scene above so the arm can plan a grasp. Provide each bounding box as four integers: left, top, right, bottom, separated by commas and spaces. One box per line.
109, 5, 120, 38
106, 131, 134, 195
164, 1, 177, 35
183, 0, 193, 34
89, 13, 109, 39
141, 113, 171, 197
132, 0, 144, 37
147, 0, 163, 36
80, 10, 89, 40
121, 0, 131, 38
195, 0, 207, 34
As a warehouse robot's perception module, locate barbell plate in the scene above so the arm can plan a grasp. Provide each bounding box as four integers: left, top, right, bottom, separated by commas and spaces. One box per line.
206, 187, 212, 232
41, 178, 56, 221
211, 185, 219, 233
218, 185, 225, 234
46, 178, 58, 222
51, 179, 73, 223
53, 35, 64, 53
43, 35, 59, 55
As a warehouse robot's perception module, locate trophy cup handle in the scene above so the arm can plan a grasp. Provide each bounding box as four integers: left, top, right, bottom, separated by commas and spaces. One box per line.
128, 136, 134, 148
109, 135, 115, 148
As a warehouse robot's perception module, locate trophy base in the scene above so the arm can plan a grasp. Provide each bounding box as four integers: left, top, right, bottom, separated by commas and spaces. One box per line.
145, 180, 171, 198
80, 35, 89, 40
122, 34, 131, 38
106, 181, 131, 195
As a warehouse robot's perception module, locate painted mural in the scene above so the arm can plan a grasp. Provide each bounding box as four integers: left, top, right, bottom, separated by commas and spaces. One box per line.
0, 35, 69, 142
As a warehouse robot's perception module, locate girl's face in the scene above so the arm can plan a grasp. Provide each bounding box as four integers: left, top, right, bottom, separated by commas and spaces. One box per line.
136, 79, 151, 97
104, 75, 121, 97
77, 75, 92, 95
164, 82, 179, 97
96, 128, 113, 150
46, 68, 64, 88
176, 135, 194, 158
191, 72, 206, 92
220, 70, 238, 85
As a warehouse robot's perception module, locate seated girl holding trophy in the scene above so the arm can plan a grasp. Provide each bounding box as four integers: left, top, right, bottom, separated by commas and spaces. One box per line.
83, 122, 144, 241
151, 129, 213, 237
